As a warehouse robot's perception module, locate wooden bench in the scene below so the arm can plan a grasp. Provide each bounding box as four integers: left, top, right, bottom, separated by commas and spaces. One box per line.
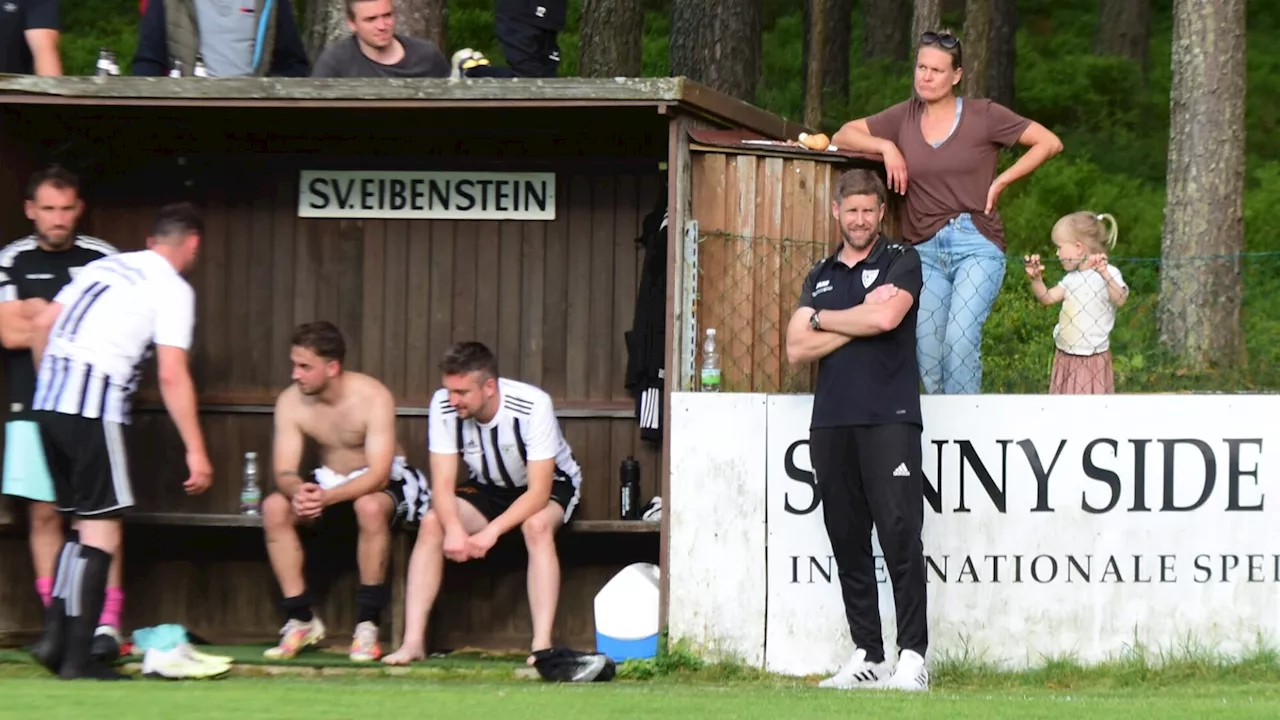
0, 396, 661, 651
103, 395, 662, 652
125, 512, 659, 534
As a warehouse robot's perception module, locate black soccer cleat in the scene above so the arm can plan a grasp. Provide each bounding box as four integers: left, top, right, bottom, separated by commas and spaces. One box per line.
90, 626, 122, 663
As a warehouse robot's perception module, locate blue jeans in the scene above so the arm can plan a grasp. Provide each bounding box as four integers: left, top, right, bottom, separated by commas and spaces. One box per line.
915, 214, 1007, 394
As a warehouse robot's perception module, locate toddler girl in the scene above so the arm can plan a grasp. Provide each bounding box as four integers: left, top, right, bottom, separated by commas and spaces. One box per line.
1024, 211, 1129, 393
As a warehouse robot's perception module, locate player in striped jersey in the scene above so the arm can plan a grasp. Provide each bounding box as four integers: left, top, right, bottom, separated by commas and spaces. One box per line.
0, 167, 127, 661
27, 202, 213, 680
383, 341, 582, 666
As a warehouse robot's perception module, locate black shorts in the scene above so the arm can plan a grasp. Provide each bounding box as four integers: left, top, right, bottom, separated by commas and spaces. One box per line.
455, 478, 579, 524
33, 411, 133, 518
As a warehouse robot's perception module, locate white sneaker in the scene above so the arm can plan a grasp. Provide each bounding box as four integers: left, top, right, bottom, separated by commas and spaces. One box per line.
883, 649, 929, 691
142, 644, 231, 680
263, 616, 326, 659
817, 648, 889, 689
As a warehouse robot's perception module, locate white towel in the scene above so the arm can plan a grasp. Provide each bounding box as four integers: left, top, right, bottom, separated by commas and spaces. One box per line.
312, 465, 370, 491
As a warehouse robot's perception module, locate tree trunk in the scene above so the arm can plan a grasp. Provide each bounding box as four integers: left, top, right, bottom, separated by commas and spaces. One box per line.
1158, 0, 1246, 369
670, 0, 762, 103
911, 0, 941, 51
960, 0, 990, 98
1095, 0, 1151, 78
986, 0, 1016, 107
580, 0, 643, 77
803, 0, 826, 128
305, 0, 447, 61
863, 0, 911, 62
803, 0, 852, 113
824, 0, 852, 106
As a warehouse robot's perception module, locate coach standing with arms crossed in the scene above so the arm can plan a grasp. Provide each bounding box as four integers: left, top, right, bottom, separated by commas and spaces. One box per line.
785, 169, 929, 692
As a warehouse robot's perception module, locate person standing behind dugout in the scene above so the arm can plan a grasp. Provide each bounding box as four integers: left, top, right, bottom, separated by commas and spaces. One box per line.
493, 0, 562, 77
815, 29, 1062, 396
785, 169, 929, 692
310, 0, 450, 78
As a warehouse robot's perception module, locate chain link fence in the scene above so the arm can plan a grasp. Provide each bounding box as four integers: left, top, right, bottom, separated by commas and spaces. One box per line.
693, 229, 1280, 394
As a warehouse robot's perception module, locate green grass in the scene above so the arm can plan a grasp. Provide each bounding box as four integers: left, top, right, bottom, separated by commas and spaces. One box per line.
4, 639, 1280, 717
2, 671, 1280, 719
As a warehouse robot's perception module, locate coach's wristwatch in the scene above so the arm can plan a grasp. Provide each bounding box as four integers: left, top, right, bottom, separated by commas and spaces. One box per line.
810, 310, 822, 330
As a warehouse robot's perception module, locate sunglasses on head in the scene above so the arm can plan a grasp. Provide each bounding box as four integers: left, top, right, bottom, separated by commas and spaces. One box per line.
921, 31, 959, 49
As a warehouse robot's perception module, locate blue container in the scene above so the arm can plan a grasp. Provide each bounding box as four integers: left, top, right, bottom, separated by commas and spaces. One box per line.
596, 631, 660, 662
593, 562, 661, 662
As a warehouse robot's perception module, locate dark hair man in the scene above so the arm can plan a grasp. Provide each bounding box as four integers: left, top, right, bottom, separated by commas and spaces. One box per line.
383, 341, 581, 666
28, 202, 212, 681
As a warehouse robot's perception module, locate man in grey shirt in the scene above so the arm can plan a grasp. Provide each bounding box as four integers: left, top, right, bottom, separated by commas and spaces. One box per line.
312, 0, 449, 78
132, 0, 310, 77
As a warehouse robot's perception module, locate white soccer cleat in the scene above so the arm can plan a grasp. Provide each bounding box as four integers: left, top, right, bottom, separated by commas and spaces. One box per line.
141, 644, 231, 680
263, 616, 326, 660
348, 621, 382, 662
883, 649, 929, 691
817, 647, 889, 689
449, 48, 491, 80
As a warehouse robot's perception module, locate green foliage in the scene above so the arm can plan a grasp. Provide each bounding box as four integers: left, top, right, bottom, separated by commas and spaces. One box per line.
61, 0, 138, 76
60, 0, 1280, 391
614, 633, 767, 683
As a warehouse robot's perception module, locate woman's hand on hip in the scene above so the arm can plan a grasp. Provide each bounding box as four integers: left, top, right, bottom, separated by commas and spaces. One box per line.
985, 179, 1009, 214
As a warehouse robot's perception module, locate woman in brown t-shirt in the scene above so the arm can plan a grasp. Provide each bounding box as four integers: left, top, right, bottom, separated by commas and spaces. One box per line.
823, 30, 1063, 394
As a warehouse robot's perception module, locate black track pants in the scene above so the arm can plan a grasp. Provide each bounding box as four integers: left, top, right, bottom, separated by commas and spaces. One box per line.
809, 423, 928, 662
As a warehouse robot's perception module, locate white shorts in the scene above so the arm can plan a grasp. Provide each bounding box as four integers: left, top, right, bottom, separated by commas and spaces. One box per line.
311, 456, 431, 527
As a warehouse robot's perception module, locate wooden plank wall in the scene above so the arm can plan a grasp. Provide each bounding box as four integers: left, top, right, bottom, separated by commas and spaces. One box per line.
89, 167, 666, 519
84, 165, 666, 650
0, 98, 673, 650
691, 151, 900, 393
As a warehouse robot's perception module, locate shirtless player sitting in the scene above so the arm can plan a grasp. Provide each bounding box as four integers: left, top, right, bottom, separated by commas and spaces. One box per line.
261, 321, 430, 662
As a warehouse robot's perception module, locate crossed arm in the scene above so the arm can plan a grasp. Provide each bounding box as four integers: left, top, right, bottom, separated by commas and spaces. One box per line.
0, 298, 50, 351
785, 286, 915, 366
28, 299, 62, 366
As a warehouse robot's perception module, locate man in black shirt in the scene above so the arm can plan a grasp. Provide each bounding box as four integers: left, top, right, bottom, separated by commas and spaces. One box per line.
785, 169, 929, 692
0, 167, 123, 660
0, 0, 62, 75
493, 0, 562, 77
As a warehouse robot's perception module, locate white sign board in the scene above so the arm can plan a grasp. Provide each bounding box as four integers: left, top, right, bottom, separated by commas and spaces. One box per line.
665, 392, 1280, 675
297, 171, 556, 220
667, 393, 768, 666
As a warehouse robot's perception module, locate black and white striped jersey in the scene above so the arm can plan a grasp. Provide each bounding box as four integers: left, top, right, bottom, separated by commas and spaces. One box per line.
34, 249, 195, 424
428, 377, 582, 491
0, 234, 118, 411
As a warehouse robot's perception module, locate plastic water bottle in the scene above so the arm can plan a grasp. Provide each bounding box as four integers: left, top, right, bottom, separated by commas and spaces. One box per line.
169, 60, 184, 78
193, 54, 209, 77
700, 328, 721, 392
96, 48, 112, 76
240, 452, 262, 515
619, 457, 641, 520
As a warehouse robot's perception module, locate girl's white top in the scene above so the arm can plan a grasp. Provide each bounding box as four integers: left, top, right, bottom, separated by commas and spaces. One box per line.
1053, 265, 1127, 356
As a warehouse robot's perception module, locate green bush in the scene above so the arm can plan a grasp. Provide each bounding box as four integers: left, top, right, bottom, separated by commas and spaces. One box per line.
59, 0, 1280, 391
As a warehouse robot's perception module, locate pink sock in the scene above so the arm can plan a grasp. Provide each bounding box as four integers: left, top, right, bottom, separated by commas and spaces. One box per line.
35, 577, 53, 608
99, 587, 125, 629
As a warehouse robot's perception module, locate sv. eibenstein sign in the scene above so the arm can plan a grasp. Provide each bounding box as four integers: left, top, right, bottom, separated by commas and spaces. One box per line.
297, 170, 556, 220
